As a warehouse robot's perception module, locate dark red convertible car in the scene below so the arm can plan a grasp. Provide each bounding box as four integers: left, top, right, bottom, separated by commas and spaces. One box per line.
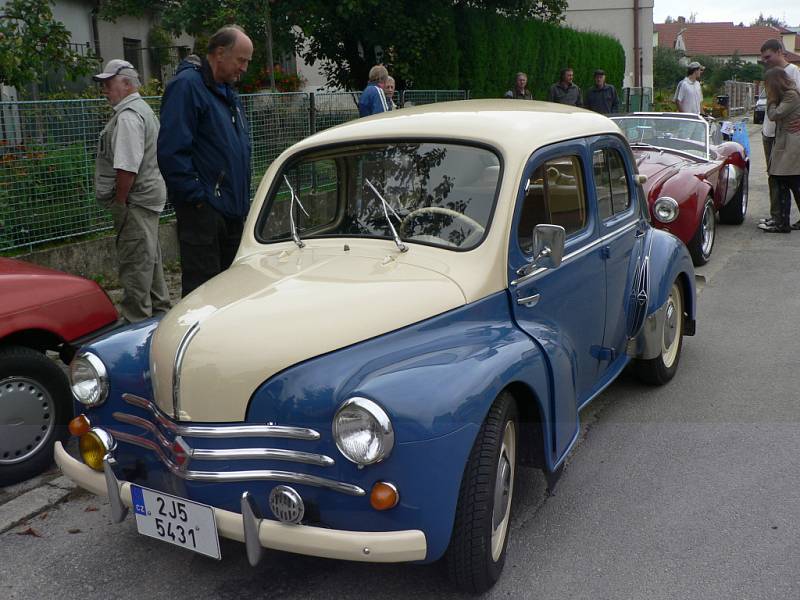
611, 113, 749, 265
1, 258, 119, 486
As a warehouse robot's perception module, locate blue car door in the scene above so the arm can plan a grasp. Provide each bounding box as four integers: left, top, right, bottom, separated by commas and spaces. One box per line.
508, 140, 606, 459
589, 137, 648, 385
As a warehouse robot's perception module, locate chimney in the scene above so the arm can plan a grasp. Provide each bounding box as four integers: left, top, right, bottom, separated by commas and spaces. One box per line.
677, 16, 686, 24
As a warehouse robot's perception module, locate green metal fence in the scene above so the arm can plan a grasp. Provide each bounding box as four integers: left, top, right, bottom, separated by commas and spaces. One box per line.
0, 89, 467, 252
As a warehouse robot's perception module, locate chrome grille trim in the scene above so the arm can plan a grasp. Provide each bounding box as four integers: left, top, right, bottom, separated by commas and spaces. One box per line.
122, 394, 320, 440
191, 448, 335, 467
108, 429, 364, 496
113, 412, 172, 450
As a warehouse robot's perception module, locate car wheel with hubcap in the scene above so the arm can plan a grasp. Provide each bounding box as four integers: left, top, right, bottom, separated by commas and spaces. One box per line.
688, 197, 716, 266
633, 280, 685, 385
0, 346, 70, 486
446, 391, 518, 593
719, 170, 748, 225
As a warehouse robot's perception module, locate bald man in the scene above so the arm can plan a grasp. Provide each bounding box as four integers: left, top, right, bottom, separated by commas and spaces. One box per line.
158, 25, 254, 296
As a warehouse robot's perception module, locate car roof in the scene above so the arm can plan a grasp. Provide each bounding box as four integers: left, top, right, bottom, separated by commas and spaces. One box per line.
289, 99, 622, 159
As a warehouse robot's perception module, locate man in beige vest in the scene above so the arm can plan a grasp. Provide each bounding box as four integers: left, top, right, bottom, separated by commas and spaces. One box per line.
94, 59, 171, 322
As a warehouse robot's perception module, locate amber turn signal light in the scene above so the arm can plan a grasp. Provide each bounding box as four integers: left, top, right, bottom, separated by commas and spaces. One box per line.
370, 481, 399, 511
69, 414, 91, 437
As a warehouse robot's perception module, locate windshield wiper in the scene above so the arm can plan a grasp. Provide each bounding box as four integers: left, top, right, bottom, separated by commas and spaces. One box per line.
630, 142, 663, 153
283, 175, 309, 248
365, 178, 407, 253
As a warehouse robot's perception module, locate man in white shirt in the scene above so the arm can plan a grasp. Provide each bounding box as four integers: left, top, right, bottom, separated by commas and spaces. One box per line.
758, 39, 800, 230
674, 62, 704, 114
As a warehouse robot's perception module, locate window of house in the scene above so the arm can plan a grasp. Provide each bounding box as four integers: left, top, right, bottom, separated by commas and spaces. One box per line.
123, 38, 142, 72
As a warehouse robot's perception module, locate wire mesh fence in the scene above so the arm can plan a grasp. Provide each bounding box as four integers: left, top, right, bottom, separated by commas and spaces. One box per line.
0, 89, 466, 252
402, 90, 468, 107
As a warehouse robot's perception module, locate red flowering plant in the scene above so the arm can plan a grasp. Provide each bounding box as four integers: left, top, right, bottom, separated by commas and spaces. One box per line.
240, 64, 304, 93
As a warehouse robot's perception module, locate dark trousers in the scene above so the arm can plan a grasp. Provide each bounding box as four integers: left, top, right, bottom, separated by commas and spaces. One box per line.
764, 136, 800, 224
174, 201, 244, 297
775, 175, 800, 230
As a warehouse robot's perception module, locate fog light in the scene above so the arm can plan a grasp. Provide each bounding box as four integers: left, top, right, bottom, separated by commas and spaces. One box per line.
370, 481, 399, 511
79, 428, 114, 471
69, 414, 91, 437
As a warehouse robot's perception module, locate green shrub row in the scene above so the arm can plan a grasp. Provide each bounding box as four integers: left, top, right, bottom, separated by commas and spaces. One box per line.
411, 7, 625, 100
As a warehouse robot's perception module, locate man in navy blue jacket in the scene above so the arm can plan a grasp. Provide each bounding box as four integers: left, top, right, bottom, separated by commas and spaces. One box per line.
157, 25, 253, 296
358, 65, 390, 117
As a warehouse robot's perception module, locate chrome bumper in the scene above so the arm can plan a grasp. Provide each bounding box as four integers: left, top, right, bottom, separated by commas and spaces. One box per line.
54, 442, 427, 563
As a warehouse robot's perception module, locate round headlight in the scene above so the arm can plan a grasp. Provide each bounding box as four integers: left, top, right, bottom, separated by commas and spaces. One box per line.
70, 352, 109, 406
333, 397, 394, 466
653, 196, 679, 223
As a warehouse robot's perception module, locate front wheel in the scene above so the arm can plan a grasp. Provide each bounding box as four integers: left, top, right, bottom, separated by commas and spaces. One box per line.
633, 280, 685, 385
719, 170, 748, 225
688, 197, 716, 266
446, 392, 518, 593
0, 346, 71, 486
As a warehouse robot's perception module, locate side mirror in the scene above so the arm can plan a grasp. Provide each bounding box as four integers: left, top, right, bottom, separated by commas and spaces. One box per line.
532, 224, 565, 269
635, 174, 647, 185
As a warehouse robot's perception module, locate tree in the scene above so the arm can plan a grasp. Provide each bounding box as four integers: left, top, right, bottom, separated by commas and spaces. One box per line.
0, 0, 97, 94
751, 13, 786, 28
97, 0, 568, 90
653, 46, 685, 91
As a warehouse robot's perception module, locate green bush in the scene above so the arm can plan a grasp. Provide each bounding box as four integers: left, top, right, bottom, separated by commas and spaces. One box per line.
0, 142, 109, 249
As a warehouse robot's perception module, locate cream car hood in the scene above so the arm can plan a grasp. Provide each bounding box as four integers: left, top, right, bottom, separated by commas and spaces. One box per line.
149, 244, 466, 422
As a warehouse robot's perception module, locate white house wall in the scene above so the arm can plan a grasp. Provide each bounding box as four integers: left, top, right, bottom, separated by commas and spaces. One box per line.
564, 0, 654, 89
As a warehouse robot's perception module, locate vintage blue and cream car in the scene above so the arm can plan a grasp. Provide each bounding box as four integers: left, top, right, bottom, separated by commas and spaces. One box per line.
57, 100, 696, 593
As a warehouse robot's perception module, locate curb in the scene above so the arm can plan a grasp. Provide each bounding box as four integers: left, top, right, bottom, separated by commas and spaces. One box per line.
0, 476, 77, 534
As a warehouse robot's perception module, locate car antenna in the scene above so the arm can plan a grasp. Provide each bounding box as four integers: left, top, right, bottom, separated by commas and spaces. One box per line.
365, 178, 408, 253
283, 175, 310, 249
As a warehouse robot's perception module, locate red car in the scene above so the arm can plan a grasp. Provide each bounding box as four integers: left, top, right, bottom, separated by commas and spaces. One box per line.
611, 113, 749, 265
0, 258, 119, 486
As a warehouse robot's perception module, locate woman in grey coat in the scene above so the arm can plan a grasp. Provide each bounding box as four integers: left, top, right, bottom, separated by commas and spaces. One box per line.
763, 67, 800, 233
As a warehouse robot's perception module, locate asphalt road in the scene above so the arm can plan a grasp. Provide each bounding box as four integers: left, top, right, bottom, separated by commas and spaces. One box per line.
2, 123, 799, 599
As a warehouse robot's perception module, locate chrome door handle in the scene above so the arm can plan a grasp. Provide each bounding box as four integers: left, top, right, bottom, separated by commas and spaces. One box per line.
516, 293, 541, 307
635, 228, 646, 238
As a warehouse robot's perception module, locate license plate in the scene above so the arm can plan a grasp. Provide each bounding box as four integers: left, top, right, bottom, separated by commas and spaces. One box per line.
131, 485, 221, 559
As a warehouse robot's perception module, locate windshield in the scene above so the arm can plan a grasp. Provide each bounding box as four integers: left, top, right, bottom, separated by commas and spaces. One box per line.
612, 116, 709, 159
257, 142, 501, 250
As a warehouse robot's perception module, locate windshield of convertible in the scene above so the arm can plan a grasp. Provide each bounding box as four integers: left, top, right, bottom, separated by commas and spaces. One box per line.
257, 142, 501, 250
612, 116, 709, 159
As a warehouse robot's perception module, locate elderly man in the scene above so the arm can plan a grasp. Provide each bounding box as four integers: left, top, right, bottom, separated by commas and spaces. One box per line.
158, 25, 254, 297
673, 61, 704, 114
505, 72, 533, 100
584, 69, 619, 114
94, 59, 170, 322
548, 68, 581, 107
359, 65, 390, 117
384, 75, 398, 110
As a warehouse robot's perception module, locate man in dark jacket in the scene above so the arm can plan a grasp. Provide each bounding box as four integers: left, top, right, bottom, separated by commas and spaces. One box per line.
358, 65, 389, 117
157, 25, 253, 296
548, 68, 582, 107
584, 69, 619, 114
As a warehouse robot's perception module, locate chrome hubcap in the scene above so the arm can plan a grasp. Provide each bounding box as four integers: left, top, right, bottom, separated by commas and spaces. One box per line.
661, 283, 683, 368
701, 202, 715, 257
491, 420, 516, 562
0, 376, 55, 464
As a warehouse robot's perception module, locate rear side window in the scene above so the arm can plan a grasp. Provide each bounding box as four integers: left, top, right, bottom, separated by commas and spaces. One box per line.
592, 148, 631, 220
518, 155, 587, 253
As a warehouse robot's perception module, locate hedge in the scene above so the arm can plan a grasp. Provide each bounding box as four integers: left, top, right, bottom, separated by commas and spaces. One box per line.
410, 7, 625, 100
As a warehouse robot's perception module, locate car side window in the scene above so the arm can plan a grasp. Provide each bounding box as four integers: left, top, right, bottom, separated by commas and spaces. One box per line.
518, 155, 587, 253
592, 148, 630, 220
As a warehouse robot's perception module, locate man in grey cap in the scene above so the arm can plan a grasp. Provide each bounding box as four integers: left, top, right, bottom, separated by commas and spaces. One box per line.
94, 59, 171, 322
673, 61, 705, 114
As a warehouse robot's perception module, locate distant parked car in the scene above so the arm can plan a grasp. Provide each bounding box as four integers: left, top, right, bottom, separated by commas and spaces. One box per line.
611, 112, 749, 265
56, 100, 696, 593
0, 258, 118, 486
754, 89, 766, 125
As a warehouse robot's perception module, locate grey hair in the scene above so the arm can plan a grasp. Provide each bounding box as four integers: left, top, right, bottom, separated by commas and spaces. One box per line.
120, 75, 141, 89
208, 25, 247, 54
